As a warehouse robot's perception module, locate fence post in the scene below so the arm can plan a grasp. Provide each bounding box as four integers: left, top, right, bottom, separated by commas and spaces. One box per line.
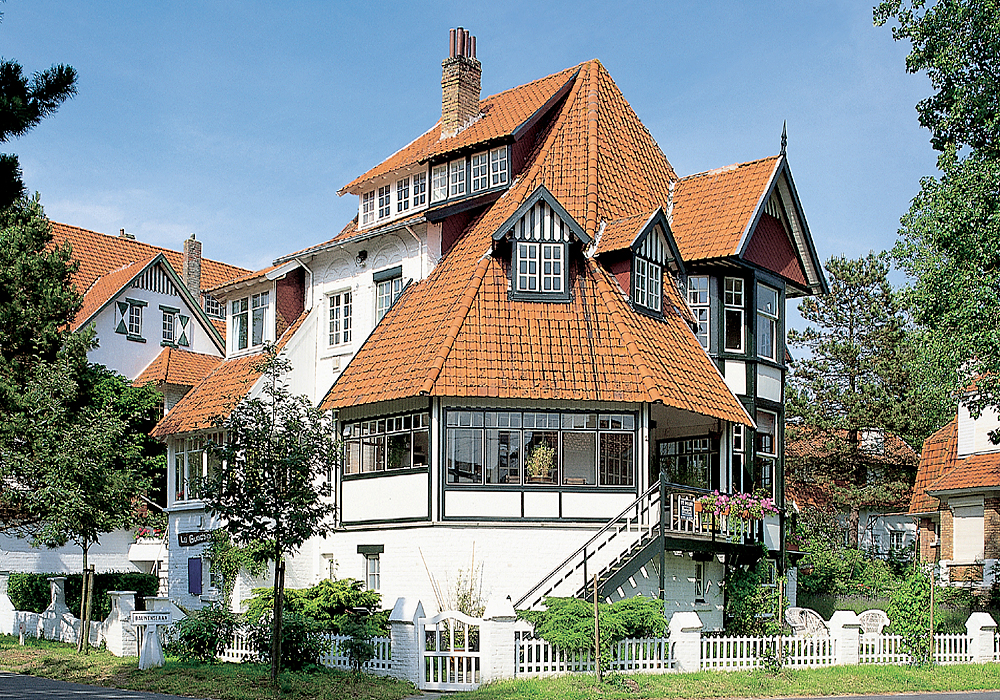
481, 596, 517, 682
388, 597, 425, 686
965, 612, 997, 664
0, 571, 15, 636
668, 611, 703, 672
828, 611, 861, 666
103, 591, 137, 657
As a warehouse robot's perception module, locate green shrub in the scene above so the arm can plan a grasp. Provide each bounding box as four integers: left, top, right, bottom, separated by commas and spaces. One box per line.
245, 578, 386, 633
168, 604, 239, 663
886, 566, 936, 664
723, 559, 782, 636
246, 612, 329, 672
7, 572, 158, 620
339, 617, 376, 674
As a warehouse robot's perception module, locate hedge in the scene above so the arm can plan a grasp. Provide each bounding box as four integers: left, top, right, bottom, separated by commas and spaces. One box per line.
8, 572, 159, 621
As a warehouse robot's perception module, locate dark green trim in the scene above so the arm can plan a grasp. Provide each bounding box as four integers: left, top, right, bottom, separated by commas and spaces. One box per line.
342, 466, 429, 482
357, 544, 384, 555
425, 188, 504, 223
125, 297, 148, 307
440, 514, 616, 524
126, 334, 146, 343
342, 515, 430, 526
160, 340, 178, 348
509, 286, 572, 304
442, 484, 636, 494
159, 304, 180, 314
492, 184, 590, 244
373, 265, 402, 283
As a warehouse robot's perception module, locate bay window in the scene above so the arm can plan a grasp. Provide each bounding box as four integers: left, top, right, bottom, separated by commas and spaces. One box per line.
445, 410, 635, 487
724, 277, 744, 352
756, 283, 779, 361
173, 433, 222, 502
755, 409, 777, 497
687, 276, 710, 349
343, 412, 430, 475
659, 437, 714, 490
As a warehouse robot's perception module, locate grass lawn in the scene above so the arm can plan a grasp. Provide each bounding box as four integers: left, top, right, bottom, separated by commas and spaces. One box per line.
3, 634, 1000, 700
0, 635, 416, 700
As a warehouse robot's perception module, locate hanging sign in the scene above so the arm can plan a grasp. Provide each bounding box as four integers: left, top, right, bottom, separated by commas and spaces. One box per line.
177, 531, 212, 547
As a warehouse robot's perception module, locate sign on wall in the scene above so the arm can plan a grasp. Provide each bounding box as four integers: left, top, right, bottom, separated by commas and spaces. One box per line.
177, 531, 213, 547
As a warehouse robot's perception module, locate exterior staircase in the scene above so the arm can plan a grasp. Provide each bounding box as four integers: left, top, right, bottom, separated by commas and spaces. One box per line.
516, 477, 766, 610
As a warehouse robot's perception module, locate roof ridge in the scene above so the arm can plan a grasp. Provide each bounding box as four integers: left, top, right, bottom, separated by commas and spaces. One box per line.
421, 253, 492, 395
586, 257, 663, 403
678, 155, 781, 182
585, 60, 600, 239
477, 61, 585, 105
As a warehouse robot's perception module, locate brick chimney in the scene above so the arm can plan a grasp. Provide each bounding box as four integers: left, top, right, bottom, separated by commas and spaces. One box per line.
441, 27, 481, 138
182, 234, 202, 297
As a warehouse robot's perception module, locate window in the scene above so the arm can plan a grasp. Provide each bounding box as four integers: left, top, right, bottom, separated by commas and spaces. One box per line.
732, 424, 746, 493
115, 298, 148, 340
756, 283, 779, 361
328, 291, 352, 346
724, 277, 744, 352
694, 561, 706, 602
396, 177, 410, 213
366, 555, 380, 590
204, 295, 224, 318
128, 303, 143, 337
378, 184, 391, 219
515, 242, 564, 294
231, 292, 269, 352
471, 152, 489, 192
687, 276, 710, 349
755, 409, 777, 497
889, 530, 905, 550
343, 413, 430, 475
659, 437, 714, 490
431, 164, 448, 202
449, 159, 466, 197
161, 306, 178, 345
490, 146, 509, 186
634, 257, 662, 312
444, 410, 635, 487
412, 172, 427, 207
375, 269, 403, 322
361, 190, 375, 225
173, 433, 222, 502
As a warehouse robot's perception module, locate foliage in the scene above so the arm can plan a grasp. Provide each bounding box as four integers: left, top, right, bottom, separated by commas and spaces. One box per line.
446, 561, 487, 618
339, 617, 376, 675
874, 0, 1000, 157
517, 596, 666, 669
201, 346, 338, 681
695, 490, 779, 520
168, 605, 239, 664
7, 572, 158, 621
723, 558, 782, 636
0, 21, 78, 209
886, 566, 937, 664
246, 612, 328, 672
204, 530, 270, 609
244, 578, 384, 634
525, 440, 556, 480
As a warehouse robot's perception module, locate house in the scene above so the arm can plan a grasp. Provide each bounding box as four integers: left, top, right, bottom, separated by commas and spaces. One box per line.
911, 403, 1000, 590
0, 224, 248, 578
152, 29, 826, 627
785, 428, 919, 556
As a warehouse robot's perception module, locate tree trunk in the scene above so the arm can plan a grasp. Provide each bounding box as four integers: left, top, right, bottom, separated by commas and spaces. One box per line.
82, 566, 95, 654
77, 542, 88, 653
848, 505, 860, 549
270, 555, 285, 684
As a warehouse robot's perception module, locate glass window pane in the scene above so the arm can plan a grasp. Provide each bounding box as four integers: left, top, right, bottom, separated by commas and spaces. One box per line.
524, 430, 558, 484
447, 428, 483, 484
412, 429, 429, 468
562, 432, 596, 485
600, 433, 633, 486
361, 435, 384, 472
344, 440, 361, 475
486, 429, 521, 484
387, 432, 412, 469
725, 308, 744, 351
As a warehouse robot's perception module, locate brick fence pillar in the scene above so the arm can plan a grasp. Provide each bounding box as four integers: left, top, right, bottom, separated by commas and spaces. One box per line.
388, 597, 425, 686
668, 611, 703, 673
480, 596, 516, 682
828, 611, 861, 666
104, 591, 138, 657
966, 612, 997, 663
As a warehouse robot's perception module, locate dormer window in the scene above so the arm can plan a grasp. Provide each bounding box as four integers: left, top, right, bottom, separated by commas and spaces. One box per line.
412, 172, 427, 207
490, 147, 508, 186
231, 291, 270, 352
377, 185, 391, 220
361, 191, 375, 225
449, 158, 466, 197
471, 152, 489, 192
633, 256, 662, 313
431, 164, 448, 202
396, 177, 410, 213
515, 241, 564, 294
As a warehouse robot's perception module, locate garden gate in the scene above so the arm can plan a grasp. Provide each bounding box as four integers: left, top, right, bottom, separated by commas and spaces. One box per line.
418, 610, 483, 690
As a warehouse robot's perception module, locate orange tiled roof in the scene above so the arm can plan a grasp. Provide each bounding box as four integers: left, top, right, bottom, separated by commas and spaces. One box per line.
321, 61, 747, 427
204, 262, 284, 293
786, 428, 919, 466
929, 451, 1000, 492
910, 420, 957, 514
52, 222, 250, 298
71, 255, 156, 331
671, 157, 781, 261
134, 347, 222, 388
339, 65, 584, 195
593, 211, 657, 256
151, 310, 309, 437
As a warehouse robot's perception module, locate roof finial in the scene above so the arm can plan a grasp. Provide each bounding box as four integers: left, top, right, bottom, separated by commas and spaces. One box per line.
780, 120, 787, 156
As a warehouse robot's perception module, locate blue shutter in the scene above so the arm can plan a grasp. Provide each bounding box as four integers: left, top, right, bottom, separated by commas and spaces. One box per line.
188, 557, 203, 595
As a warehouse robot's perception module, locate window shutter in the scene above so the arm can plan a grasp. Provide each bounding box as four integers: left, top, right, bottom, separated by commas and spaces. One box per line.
115, 301, 129, 334
188, 557, 203, 595
177, 315, 190, 346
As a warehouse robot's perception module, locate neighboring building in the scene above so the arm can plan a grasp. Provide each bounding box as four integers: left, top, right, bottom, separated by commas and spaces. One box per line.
785, 428, 919, 556
153, 30, 826, 626
0, 224, 248, 577
911, 404, 1000, 590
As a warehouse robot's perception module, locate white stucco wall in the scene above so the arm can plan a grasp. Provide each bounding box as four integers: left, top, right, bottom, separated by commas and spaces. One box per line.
0, 529, 139, 574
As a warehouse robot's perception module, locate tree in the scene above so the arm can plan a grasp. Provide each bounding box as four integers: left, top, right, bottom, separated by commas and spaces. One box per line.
0, 17, 78, 208
785, 253, 924, 547
874, 0, 1000, 158
202, 347, 337, 683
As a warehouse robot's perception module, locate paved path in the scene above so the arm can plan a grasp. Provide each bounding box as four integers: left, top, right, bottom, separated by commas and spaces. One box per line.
0, 671, 201, 700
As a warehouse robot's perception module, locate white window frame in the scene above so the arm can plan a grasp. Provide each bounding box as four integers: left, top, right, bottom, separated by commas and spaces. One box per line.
365, 554, 380, 590
204, 295, 224, 319
471, 152, 489, 192
376, 275, 403, 322
396, 177, 410, 213
172, 433, 222, 504
634, 256, 662, 312
128, 303, 143, 337
377, 184, 391, 220
412, 171, 427, 207
231, 297, 249, 351
361, 190, 375, 226
251, 291, 269, 347
889, 530, 905, 550
449, 158, 466, 197
490, 146, 509, 186
724, 277, 744, 352
328, 291, 352, 346
162, 309, 175, 344
515, 241, 565, 295
756, 283, 779, 362
231, 291, 270, 353
688, 276, 710, 349
431, 164, 448, 202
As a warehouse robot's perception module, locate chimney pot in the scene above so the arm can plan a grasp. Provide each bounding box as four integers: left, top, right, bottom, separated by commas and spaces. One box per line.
449, 28, 456, 58
441, 27, 481, 138
182, 235, 203, 298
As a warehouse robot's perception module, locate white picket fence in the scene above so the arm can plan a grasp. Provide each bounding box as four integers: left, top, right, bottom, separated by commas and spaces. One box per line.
701, 635, 836, 671
219, 630, 392, 674
995, 633, 1000, 662
934, 633, 972, 664
516, 637, 673, 676
859, 634, 910, 665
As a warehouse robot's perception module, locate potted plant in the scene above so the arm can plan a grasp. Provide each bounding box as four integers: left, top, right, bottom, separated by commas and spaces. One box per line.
525, 441, 555, 483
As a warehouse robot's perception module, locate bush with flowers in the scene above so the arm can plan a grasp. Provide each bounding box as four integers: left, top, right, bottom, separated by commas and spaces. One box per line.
694, 490, 779, 520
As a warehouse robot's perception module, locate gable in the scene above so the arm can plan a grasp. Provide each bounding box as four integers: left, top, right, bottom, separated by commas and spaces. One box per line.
743, 211, 808, 286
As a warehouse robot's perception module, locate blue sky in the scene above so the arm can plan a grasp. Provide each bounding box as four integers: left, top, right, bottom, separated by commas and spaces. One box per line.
5, 1, 938, 290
